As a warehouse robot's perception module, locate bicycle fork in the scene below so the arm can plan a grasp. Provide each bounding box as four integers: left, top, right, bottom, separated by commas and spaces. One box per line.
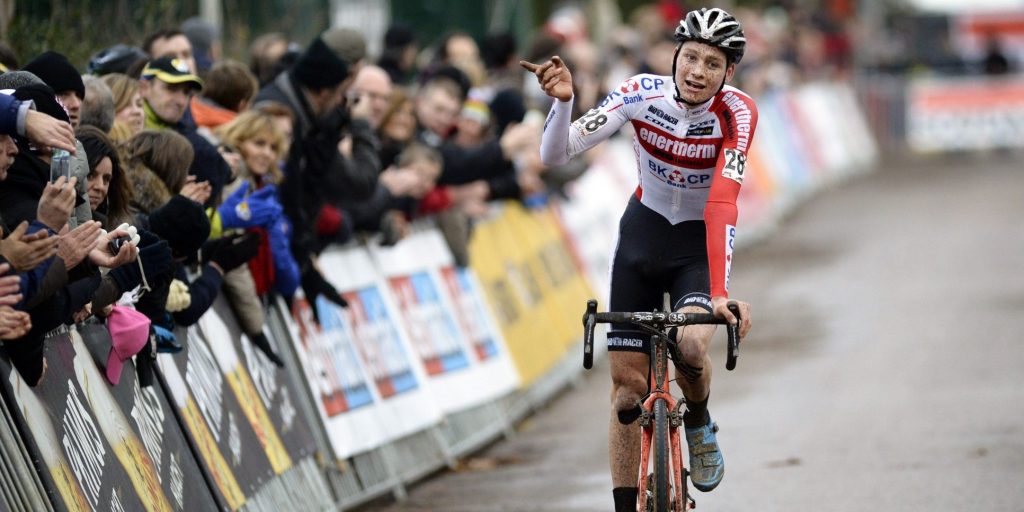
636, 339, 692, 511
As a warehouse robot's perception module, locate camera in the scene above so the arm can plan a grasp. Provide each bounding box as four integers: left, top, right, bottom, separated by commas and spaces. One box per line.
108, 236, 132, 255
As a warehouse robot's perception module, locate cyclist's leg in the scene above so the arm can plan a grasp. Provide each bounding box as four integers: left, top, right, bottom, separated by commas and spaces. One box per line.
607, 196, 662, 510
669, 258, 725, 492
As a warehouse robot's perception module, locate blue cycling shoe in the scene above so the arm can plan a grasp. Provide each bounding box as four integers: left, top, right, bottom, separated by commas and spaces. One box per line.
685, 419, 724, 492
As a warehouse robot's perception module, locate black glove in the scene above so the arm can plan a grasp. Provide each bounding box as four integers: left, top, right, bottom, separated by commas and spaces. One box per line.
109, 240, 174, 293
249, 332, 285, 368
301, 266, 347, 323
203, 233, 260, 274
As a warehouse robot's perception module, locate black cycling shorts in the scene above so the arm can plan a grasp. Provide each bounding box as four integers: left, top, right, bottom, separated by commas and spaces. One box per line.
607, 195, 713, 354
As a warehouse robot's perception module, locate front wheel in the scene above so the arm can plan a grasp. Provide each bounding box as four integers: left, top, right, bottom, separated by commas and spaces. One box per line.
653, 399, 670, 511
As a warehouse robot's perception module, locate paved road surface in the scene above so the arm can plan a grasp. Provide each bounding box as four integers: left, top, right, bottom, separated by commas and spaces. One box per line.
365, 153, 1024, 511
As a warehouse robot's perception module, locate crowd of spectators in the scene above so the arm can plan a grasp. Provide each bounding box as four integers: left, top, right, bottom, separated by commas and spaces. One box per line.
0, 2, 851, 387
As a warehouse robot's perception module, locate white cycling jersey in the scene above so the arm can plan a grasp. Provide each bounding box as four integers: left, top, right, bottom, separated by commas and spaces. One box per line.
539, 73, 759, 297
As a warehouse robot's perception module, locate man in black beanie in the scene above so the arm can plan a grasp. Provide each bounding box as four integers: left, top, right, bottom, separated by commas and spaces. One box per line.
23, 51, 85, 128
254, 28, 382, 321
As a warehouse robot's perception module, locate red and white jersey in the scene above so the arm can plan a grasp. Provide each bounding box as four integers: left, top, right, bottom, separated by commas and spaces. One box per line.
539, 74, 759, 297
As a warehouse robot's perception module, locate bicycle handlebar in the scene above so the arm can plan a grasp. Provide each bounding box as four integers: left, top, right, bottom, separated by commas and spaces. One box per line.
581, 299, 742, 371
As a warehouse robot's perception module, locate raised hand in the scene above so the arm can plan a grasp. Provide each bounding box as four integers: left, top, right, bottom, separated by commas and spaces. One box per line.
37, 176, 78, 231
88, 227, 139, 269
0, 263, 22, 307
0, 306, 31, 340
56, 221, 102, 270
520, 56, 574, 102
180, 176, 212, 205
24, 109, 76, 154
0, 221, 58, 271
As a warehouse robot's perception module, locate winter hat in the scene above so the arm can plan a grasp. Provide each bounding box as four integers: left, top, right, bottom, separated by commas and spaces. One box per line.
105, 306, 151, 385
182, 17, 219, 73
0, 70, 45, 90
292, 36, 349, 90
12, 83, 70, 123
460, 98, 491, 125
147, 195, 211, 259
23, 51, 85, 99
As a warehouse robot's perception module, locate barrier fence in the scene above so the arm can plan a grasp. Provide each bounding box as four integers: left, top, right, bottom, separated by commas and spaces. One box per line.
0, 80, 878, 511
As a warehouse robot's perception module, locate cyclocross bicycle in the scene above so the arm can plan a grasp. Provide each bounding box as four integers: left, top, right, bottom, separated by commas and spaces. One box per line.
582, 297, 742, 512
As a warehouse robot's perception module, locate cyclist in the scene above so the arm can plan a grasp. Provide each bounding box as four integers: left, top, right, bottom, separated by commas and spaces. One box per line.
522, 7, 755, 510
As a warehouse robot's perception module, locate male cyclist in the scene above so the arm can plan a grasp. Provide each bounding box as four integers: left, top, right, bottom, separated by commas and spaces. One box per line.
522, 7, 755, 511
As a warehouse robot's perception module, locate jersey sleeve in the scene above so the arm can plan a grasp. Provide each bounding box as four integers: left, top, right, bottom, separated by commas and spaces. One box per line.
538, 77, 640, 166
704, 90, 758, 298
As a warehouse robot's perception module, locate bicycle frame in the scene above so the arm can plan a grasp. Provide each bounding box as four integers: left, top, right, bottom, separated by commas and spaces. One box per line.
636, 329, 689, 511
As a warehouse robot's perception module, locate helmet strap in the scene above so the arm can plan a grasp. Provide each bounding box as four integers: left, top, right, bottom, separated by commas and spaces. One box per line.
671, 45, 685, 104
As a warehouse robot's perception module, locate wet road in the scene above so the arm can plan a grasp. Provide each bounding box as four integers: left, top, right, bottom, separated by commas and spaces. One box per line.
366, 153, 1024, 511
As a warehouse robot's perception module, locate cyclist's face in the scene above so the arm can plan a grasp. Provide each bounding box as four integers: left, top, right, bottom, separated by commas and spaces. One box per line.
674, 42, 735, 105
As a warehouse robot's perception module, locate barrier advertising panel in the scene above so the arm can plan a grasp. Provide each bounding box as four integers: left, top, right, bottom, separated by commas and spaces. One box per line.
290, 245, 441, 459
0, 330, 216, 512
157, 296, 327, 510
908, 76, 1024, 152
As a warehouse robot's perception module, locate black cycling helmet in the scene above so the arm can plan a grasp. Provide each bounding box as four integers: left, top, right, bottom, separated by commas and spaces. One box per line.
87, 44, 148, 76
674, 7, 746, 65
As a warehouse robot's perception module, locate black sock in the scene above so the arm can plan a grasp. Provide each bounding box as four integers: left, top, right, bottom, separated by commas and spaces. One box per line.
683, 394, 710, 429
613, 487, 638, 512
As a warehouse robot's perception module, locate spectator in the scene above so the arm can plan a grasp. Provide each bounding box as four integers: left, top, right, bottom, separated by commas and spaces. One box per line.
101, 73, 145, 141
87, 44, 148, 77
254, 28, 381, 315
22, 51, 85, 128
122, 130, 195, 215
0, 78, 76, 155
0, 84, 87, 228
349, 64, 393, 130
379, 23, 419, 86
143, 29, 198, 75
139, 57, 230, 206
0, 89, 141, 386
211, 110, 296, 365
190, 59, 259, 137
249, 32, 293, 86
452, 97, 491, 148
415, 77, 463, 147
982, 36, 1011, 75
181, 17, 221, 76
378, 89, 416, 168
481, 32, 521, 93
79, 76, 115, 133
254, 101, 295, 146
77, 125, 132, 228
349, 142, 443, 246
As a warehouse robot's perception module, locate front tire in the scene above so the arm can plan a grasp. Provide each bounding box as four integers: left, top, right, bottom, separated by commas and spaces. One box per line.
653, 399, 670, 511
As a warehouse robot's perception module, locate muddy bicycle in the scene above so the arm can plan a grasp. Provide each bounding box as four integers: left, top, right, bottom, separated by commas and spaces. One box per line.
582, 298, 742, 511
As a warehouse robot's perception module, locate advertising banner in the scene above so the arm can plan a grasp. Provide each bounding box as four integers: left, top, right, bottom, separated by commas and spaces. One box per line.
158, 296, 324, 510
908, 76, 1024, 152
0, 330, 216, 512
291, 246, 441, 459
469, 203, 594, 385
368, 227, 518, 413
